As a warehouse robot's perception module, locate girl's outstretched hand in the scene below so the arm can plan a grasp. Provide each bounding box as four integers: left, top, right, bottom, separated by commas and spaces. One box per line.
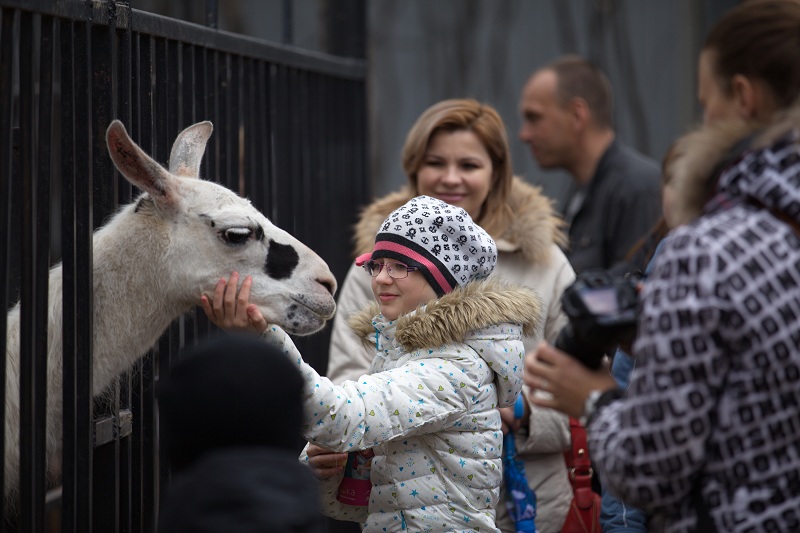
200, 272, 268, 335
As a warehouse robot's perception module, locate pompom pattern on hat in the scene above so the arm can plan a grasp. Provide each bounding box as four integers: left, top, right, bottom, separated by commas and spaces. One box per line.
370, 196, 497, 296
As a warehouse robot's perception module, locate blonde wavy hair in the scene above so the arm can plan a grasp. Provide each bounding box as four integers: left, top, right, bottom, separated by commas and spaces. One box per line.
401, 98, 513, 237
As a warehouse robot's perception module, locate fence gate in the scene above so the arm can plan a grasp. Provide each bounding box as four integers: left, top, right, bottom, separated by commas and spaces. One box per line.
0, 1, 368, 531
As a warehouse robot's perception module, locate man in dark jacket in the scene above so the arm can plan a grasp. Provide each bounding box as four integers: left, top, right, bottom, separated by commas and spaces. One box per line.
157, 334, 325, 533
519, 54, 661, 273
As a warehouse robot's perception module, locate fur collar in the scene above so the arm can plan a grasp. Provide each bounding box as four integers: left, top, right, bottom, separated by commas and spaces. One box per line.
667, 101, 800, 227
347, 277, 543, 353
352, 178, 567, 265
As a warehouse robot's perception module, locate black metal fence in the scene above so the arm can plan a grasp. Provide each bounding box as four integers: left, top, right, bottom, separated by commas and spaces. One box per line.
0, 1, 368, 531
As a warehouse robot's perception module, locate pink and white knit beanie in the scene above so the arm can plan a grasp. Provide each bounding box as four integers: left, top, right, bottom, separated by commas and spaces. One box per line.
356, 195, 497, 297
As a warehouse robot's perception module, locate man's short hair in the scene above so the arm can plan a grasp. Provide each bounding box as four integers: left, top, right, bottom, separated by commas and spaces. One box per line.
547, 55, 614, 129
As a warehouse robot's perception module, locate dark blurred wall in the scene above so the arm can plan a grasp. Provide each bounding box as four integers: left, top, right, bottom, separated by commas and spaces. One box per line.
366, 0, 739, 209
134, 0, 738, 211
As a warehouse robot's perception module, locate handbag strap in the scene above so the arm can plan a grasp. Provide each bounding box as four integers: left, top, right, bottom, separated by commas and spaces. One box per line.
565, 417, 595, 509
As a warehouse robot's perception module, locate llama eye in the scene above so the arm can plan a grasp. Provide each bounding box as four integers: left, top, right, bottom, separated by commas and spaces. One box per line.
221, 227, 252, 245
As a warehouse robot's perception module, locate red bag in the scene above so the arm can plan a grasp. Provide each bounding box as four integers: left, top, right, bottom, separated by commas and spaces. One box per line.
560, 417, 601, 533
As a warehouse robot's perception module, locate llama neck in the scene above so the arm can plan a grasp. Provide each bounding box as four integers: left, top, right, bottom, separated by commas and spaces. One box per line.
87, 210, 191, 395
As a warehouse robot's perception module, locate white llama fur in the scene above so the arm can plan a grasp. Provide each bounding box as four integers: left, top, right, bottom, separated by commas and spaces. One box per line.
3, 120, 337, 500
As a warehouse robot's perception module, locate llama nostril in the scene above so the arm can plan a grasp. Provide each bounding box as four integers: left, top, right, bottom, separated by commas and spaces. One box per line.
318, 278, 335, 296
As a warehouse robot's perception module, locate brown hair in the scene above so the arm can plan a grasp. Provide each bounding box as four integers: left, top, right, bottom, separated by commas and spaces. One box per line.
704, 0, 800, 109
401, 99, 513, 237
547, 55, 614, 129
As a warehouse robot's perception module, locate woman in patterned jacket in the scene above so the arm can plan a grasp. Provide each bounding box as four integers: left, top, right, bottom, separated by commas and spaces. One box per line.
525, 1, 800, 531
204, 195, 544, 532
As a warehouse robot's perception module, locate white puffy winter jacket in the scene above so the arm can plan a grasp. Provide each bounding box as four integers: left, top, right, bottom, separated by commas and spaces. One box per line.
263, 278, 543, 532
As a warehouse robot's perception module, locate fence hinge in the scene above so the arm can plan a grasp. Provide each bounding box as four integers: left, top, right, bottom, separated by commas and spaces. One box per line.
93, 408, 133, 448
89, 0, 131, 29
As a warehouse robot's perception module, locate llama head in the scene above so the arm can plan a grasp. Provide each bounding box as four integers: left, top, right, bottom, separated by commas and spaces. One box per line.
105, 120, 337, 335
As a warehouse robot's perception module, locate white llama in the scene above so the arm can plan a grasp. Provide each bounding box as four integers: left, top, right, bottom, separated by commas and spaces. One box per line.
3, 119, 338, 501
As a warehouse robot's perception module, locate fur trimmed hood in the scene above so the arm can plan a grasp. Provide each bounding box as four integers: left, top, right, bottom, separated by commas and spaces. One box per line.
352, 177, 568, 265
347, 277, 543, 352
666, 100, 800, 227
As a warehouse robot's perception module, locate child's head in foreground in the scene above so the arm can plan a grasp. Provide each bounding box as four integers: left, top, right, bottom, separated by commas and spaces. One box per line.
158, 334, 304, 471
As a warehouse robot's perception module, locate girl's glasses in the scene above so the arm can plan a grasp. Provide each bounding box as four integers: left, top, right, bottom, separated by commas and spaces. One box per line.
362, 260, 419, 279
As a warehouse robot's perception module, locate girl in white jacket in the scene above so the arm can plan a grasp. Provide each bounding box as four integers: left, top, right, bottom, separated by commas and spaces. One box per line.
203, 195, 543, 532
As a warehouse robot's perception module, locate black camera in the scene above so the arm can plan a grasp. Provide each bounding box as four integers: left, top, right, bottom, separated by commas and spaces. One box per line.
554, 269, 640, 370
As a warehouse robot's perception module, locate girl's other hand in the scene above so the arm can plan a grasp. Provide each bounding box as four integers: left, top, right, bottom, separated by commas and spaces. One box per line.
306, 443, 348, 480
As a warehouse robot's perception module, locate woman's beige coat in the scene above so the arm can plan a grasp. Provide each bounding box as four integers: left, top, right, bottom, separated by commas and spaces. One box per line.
327, 178, 576, 533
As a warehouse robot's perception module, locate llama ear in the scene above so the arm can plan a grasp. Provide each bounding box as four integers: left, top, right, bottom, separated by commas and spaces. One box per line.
168, 121, 213, 178
106, 120, 180, 208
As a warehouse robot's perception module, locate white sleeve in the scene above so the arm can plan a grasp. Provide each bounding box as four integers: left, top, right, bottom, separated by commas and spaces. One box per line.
327, 263, 376, 384
261, 325, 491, 450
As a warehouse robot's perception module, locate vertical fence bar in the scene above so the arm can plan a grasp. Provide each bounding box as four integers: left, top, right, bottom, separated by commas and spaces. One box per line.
231, 54, 242, 195
128, 31, 143, 533
151, 35, 172, 506
0, 7, 17, 519
154, 37, 168, 162
74, 12, 95, 532
287, 68, 302, 238
18, 10, 46, 531
131, 31, 159, 532
256, 60, 271, 210
91, 8, 117, 230
60, 14, 78, 533
218, 54, 232, 191
180, 43, 193, 127
115, 10, 134, 529
91, 2, 119, 529
167, 39, 179, 133
154, 332, 169, 509
195, 46, 208, 175
243, 57, 259, 210
270, 65, 289, 228
206, 49, 219, 185
35, 14, 54, 526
